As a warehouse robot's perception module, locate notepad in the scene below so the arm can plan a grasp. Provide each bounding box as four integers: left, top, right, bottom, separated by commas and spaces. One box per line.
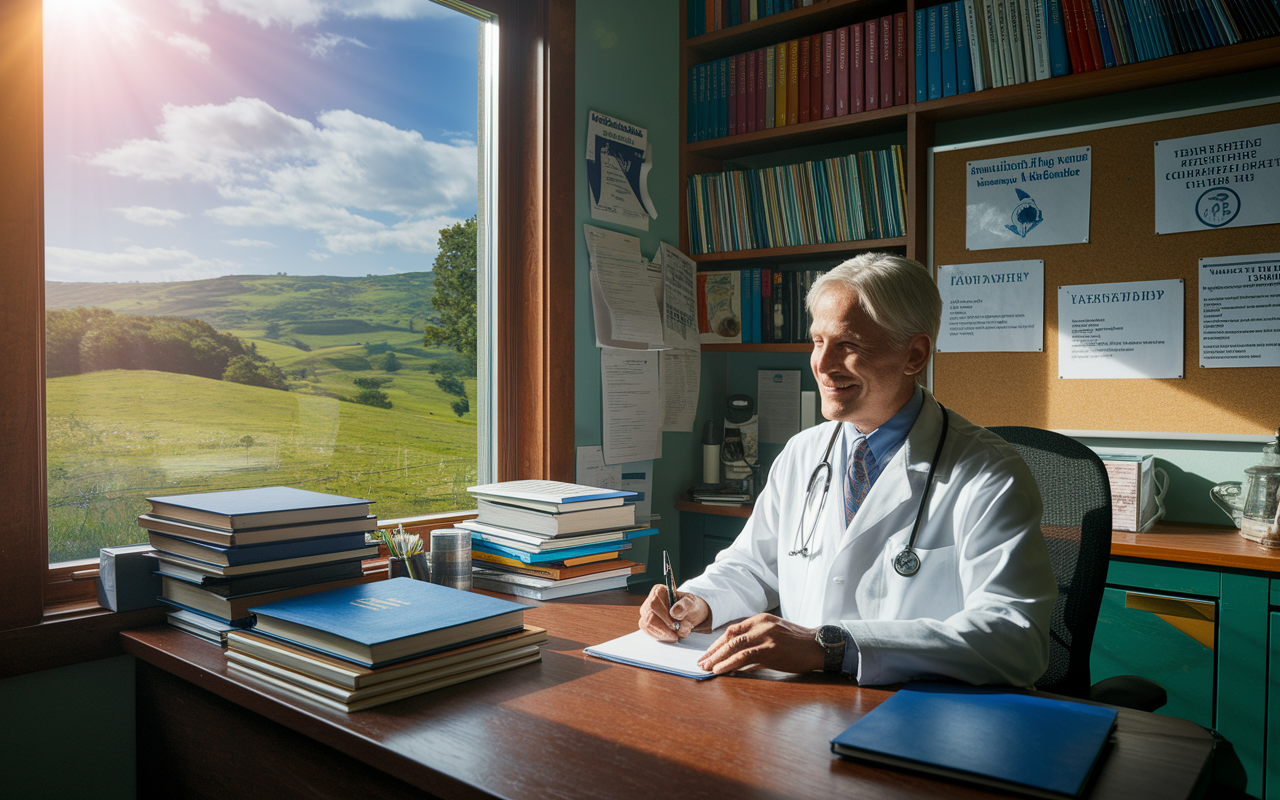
583, 630, 719, 680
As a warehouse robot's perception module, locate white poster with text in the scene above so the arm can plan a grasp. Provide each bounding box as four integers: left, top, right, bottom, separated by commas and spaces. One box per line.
1058, 279, 1184, 380
1200, 253, 1280, 368
937, 261, 1044, 352
1155, 123, 1280, 234
966, 146, 1091, 250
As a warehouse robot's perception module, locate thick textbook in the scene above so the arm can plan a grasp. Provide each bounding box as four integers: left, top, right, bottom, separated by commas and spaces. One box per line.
159, 573, 371, 625
249, 578, 527, 667
471, 572, 629, 600
830, 683, 1117, 799
471, 538, 635, 564
148, 530, 369, 567
154, 556, 366, 597
466, 480, 634, 509
146, 486, 372, 530
137, 513, 377, 546
474, 498, 635, 536
153, 546, 379, 577
584, 630, 718, 680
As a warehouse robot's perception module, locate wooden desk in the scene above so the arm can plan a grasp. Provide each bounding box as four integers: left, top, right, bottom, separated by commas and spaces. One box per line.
122, 591, 1214, 800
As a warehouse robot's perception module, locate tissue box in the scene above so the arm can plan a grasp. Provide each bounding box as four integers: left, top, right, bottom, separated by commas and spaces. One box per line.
97, 544, 164, 612
1098, 454, 1159, 532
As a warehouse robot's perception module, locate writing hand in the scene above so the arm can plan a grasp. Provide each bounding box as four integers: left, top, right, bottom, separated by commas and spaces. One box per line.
696, 613, 825, 675
638, 584, 710, 642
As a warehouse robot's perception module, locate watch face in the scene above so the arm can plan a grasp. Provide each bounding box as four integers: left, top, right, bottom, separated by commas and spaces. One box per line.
819, 625, 843, 647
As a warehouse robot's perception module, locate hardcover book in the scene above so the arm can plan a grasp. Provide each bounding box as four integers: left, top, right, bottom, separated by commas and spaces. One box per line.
797, 36, 810, 122
850, 23, 864, 113
894, 12, 908, 105
154, 556, 366, 596
148, 530, 370, 567
153, 546, 380, 577
880, 15, 894, 107
471, 538, 634, 564
160, 572, 371, 626
809, 33, 822, 120
859, 21, 872, 111
775, 41, 788, 127
471, 570, 630, 601
146, 486, 372, 530
787, 39, 800, 125
467, 480, 635, 508
474, 498, 636, 536
915, 9, 928, 100
137, 513, 377, 547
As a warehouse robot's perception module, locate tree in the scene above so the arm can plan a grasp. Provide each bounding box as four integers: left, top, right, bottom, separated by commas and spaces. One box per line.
264, 321, 282, 338
451, 397, 469, 417
422, 216, 477, 366
223, 355, 289, 390
383, 351, 402, 372
353, 388, 392, 409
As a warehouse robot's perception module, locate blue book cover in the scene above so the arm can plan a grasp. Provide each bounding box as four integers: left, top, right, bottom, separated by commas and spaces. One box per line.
150, 530, 369, 566
953, 2, 974, 93
831, 683, 1118, 799
698, 63, 710, 142
915, 8, 928, 101
927, 5, 943, 100
1045, 0, 1073, 74
687, 68, 697, 142
249, 578, 528, 667
147, 486, 371, 530
690, 0, 704, 36
940, 2, 957, 96
1191, 0, 1222, 46
472, 539, 633, 564
708, 61, 719, 140
1122, 0, 1152, 60
751, 268, 762, 343
1090, 0, 1119, 65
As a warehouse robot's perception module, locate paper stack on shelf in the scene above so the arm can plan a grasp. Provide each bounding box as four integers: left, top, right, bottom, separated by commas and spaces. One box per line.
225, 578, 544, 712
140, 486, 381, 634
689, 483, 752, 507
464, 480, 650, 600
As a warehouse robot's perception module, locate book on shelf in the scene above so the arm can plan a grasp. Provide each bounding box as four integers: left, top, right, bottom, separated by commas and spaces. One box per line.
880, 14, 894, 108
472, 538, 635, 565
249, 578, 527, 668
466, 480, 634, 509
894, 12, 909, 104
160, 573, 372, 626
154, 556, 367, 597
147, 530, 370, 567
471, 568, 632, 600
145, 486, 371, 530
471, 548, 621, 571
855, 21, 869, 112
830, 682, 1117, 800
697, 270, 743, 343
474, 497, 636, 535
775, 40, 787, 128
226, 625, 548, 691
136, 513, 378, 546
153, 546, 380, 577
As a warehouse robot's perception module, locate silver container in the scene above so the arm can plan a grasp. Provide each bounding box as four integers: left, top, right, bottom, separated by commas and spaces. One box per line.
430, 527, 472, 590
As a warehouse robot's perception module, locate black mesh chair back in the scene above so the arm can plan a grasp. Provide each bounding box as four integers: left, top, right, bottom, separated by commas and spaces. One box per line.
989, 426, 1112, 698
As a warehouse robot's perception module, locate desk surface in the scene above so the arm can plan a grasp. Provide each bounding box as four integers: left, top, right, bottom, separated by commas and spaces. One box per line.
1113, 520, 1280, 573
122, 591, 1214, 800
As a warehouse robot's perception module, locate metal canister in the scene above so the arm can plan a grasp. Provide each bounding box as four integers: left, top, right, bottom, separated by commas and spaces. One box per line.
430, 527, 472, 591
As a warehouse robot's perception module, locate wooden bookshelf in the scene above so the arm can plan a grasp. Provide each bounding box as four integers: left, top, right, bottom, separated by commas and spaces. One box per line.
678, 1, 1280, 352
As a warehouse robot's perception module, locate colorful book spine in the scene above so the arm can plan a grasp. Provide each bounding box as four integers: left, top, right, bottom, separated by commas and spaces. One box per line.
765, 45, 777, 128
1029, 0, 1052, 78
775, 43, 787, 127
851, 23, 864, 113
1046, 0, 1073, 74
798, 36, 811, 123
880, 15, 894, 108
737, 53, 749, 134
894, 13, 908, 106
836, 26, 850, 115
809, 33, 822, 120
727, 56, 737, 136
719, 57, 729, 137
687, 68, 697, 142
915, 8, 928, 101
954, 2, 975, 93
862, 20, 876, 111
822, 30, 835, 118
756, 49, 768, 131
940, 2, 957, 95
927, 5, 943, 99
787, 39, 800, 125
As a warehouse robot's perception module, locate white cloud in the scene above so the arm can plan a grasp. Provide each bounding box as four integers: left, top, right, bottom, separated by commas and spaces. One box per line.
89, 97, 476, 256
224, 238, 277, 247
182, 0, 455, 28
114, 206, 189, 226
45, 245, 242, 283
307, 32, 369, 58
155, 30, 212, 61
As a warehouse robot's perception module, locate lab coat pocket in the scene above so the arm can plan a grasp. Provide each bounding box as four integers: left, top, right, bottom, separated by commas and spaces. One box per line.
862, 542, 962, 622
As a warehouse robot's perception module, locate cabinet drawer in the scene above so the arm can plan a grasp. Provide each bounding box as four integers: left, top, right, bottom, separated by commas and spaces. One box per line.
1091, 587, 1215, 729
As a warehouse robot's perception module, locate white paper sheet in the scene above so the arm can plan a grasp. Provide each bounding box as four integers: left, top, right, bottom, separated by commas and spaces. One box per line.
575, 446, 622, 491
586, 111, 657, 231
601, 348, 659, 464
1058, 279, 1184, 380
658, 242, 701, 352
660, 349, 701, 432
1155, 123, 1280, 234
937, 261, 1044, 352
758, 369, 801, 444
1199, 252, 1280, 368
584, 630, 719, 679
966, 146, 1091, 250
576, 447, 654, 522
586, 224, 664, 348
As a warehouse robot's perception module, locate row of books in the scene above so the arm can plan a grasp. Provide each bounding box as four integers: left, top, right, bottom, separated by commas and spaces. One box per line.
687, 0, 817, 38
144, 487, 382, 640
686, 145, 907, 255
687, 16, 910, 143
463, 481, 652, 601
698, 267, 829, 345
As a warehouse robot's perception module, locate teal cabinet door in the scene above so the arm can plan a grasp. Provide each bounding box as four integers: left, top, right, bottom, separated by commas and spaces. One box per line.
1268, 613, 1280, 800
1090, 587, 1215, 728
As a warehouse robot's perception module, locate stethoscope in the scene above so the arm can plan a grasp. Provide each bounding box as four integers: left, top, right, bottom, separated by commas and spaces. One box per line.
788, 404, 949, 577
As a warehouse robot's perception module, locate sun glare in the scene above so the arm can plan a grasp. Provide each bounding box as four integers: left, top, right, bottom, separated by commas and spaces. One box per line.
44, 0, 129, 29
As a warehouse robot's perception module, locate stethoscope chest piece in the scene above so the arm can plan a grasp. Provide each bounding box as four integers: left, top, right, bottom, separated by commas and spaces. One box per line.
892, 548, 920, 576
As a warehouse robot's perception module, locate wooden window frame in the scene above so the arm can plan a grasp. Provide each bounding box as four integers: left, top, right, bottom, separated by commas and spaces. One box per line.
0, 0, 575, 664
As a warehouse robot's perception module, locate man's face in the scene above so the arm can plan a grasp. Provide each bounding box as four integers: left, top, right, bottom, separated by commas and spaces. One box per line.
809, 286, 929, 432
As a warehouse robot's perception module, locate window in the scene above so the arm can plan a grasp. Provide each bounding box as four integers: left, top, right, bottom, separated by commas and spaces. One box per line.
0, 0, 573, 634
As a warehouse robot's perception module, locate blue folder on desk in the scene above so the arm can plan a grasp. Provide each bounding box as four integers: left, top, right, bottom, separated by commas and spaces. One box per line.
830, 682, 1117, 799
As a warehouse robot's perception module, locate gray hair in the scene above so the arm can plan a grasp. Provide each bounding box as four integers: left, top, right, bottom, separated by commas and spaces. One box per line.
805, 253, 941, 350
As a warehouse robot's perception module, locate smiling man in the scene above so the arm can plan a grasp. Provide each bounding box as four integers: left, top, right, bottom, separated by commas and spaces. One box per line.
639, 253, 1058, 686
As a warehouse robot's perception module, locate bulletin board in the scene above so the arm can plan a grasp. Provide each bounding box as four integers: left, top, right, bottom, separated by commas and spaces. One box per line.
931, 102, 1280, 436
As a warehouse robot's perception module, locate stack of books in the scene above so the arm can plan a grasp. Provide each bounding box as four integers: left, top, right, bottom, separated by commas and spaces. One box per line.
226, 578, 546, 712
143, 486, 381, 640
689, 483, 753, 507
462, 481, 653, 600
688, 0, 818, 38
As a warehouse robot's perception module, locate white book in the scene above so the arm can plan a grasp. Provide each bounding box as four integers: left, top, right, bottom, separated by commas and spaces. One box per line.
467, 480, 633, 510
458, 519, 628, 551
980, 0, 1005, 88
963, 0, 987, 91
473, 574, 629, 601
475, 498, 635, 536
1029, 0, 1050, 80
999, 0, 1025, 85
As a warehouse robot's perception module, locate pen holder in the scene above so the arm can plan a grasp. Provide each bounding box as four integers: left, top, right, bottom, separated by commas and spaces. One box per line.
430, 528, 472, 591
389, 553, 431, 582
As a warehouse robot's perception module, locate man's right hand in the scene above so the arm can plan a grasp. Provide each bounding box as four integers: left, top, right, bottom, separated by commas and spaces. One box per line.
639, 584, 711, 642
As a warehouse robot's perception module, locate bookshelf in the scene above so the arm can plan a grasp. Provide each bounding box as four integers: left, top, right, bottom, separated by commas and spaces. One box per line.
678, 1, 1280, 352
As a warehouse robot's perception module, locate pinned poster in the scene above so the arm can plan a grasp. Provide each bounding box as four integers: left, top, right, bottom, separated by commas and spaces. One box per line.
937, 261, 1044, 352
1058, 279, 1184, 380
1155, 123, 1280, 234
1199, 253, 1280, 368
966, 146, 1091, 250
586, 111, 657, 231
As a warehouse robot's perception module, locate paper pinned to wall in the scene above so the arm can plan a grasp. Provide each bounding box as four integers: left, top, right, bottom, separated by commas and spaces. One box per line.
586, 224, 665, 349
586, 111, 657, 231
601, 348, 659, 464
937, 261, 1044, 353
657, 242, 700, 352
1058, 279, 1184, 380
1199, 252, 1280, 368
966, 146, 1091, 250
575, 447, 655, 524
757, 370, 801, 443
660, 349, 700, 432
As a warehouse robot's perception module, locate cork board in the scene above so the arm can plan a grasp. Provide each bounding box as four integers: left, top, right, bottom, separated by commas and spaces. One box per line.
931, 102, 1280, 436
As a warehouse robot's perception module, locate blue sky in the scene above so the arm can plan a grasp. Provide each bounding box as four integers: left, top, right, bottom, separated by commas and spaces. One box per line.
43, 0, 480, 283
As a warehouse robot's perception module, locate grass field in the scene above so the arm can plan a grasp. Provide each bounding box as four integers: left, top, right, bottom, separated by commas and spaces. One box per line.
47, 366, 478, 562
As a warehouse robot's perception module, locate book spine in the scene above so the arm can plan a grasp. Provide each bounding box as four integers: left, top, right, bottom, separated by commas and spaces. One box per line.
915, 9, 928, 100
746, 51, 757, 132
698, 63, 709, 141
999, 0, 1025, 84
1045, 0, 1073, 73
756, 49, 768, 130
836, 25, 850, 115
980, 0, 1006, 85
809, 34, 823, 120
895, 13, 908, 105
1081, 0, 1108, 67
850, 23, 864, 113
798, 36, 811, 123
1030, 0, 1051, 78
822, 30, 835, 117
775, 42, 788, 127
736, 53, 749, 134
880, 15, 894, 108
727, 55, 737, 136
859, 21, 872, 111
687, 68, 696, 142
771, 270, 783, 344
730, 0, 741, 26
787, 39, 800, 125
1065, 0, 1097, 69
1091, 0, 1120, 65
719, 57, 729, 136
765, 45, 777, 128
749, 0, 758, 20
962, 0, 986, 90
753, 268, 763, 343
954, 3, 974, 93
1109, 0, 1139, 59
707, 0, 716, 34
940, 3, 957, 95
927, 6, 943, 99
720, 0, 729, 30
761, 267, 772, 343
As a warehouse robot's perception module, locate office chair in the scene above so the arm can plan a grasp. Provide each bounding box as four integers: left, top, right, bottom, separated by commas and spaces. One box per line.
989, 426, 1167, 712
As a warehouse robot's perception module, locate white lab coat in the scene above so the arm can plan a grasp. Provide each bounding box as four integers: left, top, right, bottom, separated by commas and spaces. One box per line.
680, 390, 1057, 687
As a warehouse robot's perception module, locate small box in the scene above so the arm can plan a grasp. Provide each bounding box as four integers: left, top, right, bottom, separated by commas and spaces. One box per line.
97, 544, 164, 612
1097, 453, 1160, 532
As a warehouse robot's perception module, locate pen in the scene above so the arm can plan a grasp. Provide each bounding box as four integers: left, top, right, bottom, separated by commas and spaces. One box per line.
663, 550, 680, 632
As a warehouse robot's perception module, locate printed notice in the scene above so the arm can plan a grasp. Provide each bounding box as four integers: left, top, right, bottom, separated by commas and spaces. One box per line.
601, 348, 659, 464
1155, 123, 1280, 234
966, 146, 1091, 250
757, 370, 801, 444
586, 111, 658, 231
1058, 279, 1184, 380
1200, 253, 1280, 368
937, 261, 1044, 352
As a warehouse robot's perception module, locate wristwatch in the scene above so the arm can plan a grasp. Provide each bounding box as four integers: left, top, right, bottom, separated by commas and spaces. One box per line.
815, 625, 847, 674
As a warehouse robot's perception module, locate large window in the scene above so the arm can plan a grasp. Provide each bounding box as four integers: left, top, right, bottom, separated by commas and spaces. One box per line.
0, 0, 573, 634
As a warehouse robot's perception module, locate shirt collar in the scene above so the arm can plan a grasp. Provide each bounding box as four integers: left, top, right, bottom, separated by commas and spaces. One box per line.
844, 385, 924, 467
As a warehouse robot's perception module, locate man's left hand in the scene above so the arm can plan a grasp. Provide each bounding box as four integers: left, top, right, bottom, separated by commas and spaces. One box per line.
696, 613, 825, 675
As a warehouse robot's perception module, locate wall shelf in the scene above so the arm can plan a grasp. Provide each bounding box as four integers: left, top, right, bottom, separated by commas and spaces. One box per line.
691, 237, 906, 265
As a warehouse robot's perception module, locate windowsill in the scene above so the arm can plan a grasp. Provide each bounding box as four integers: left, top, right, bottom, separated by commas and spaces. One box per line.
0, 604, 169, 681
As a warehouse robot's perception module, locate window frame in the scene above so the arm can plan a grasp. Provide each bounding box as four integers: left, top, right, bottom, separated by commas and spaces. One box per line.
0, 0, 575, 648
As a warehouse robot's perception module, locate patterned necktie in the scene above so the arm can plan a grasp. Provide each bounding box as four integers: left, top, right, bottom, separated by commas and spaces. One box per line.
844, 437, 876, 527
